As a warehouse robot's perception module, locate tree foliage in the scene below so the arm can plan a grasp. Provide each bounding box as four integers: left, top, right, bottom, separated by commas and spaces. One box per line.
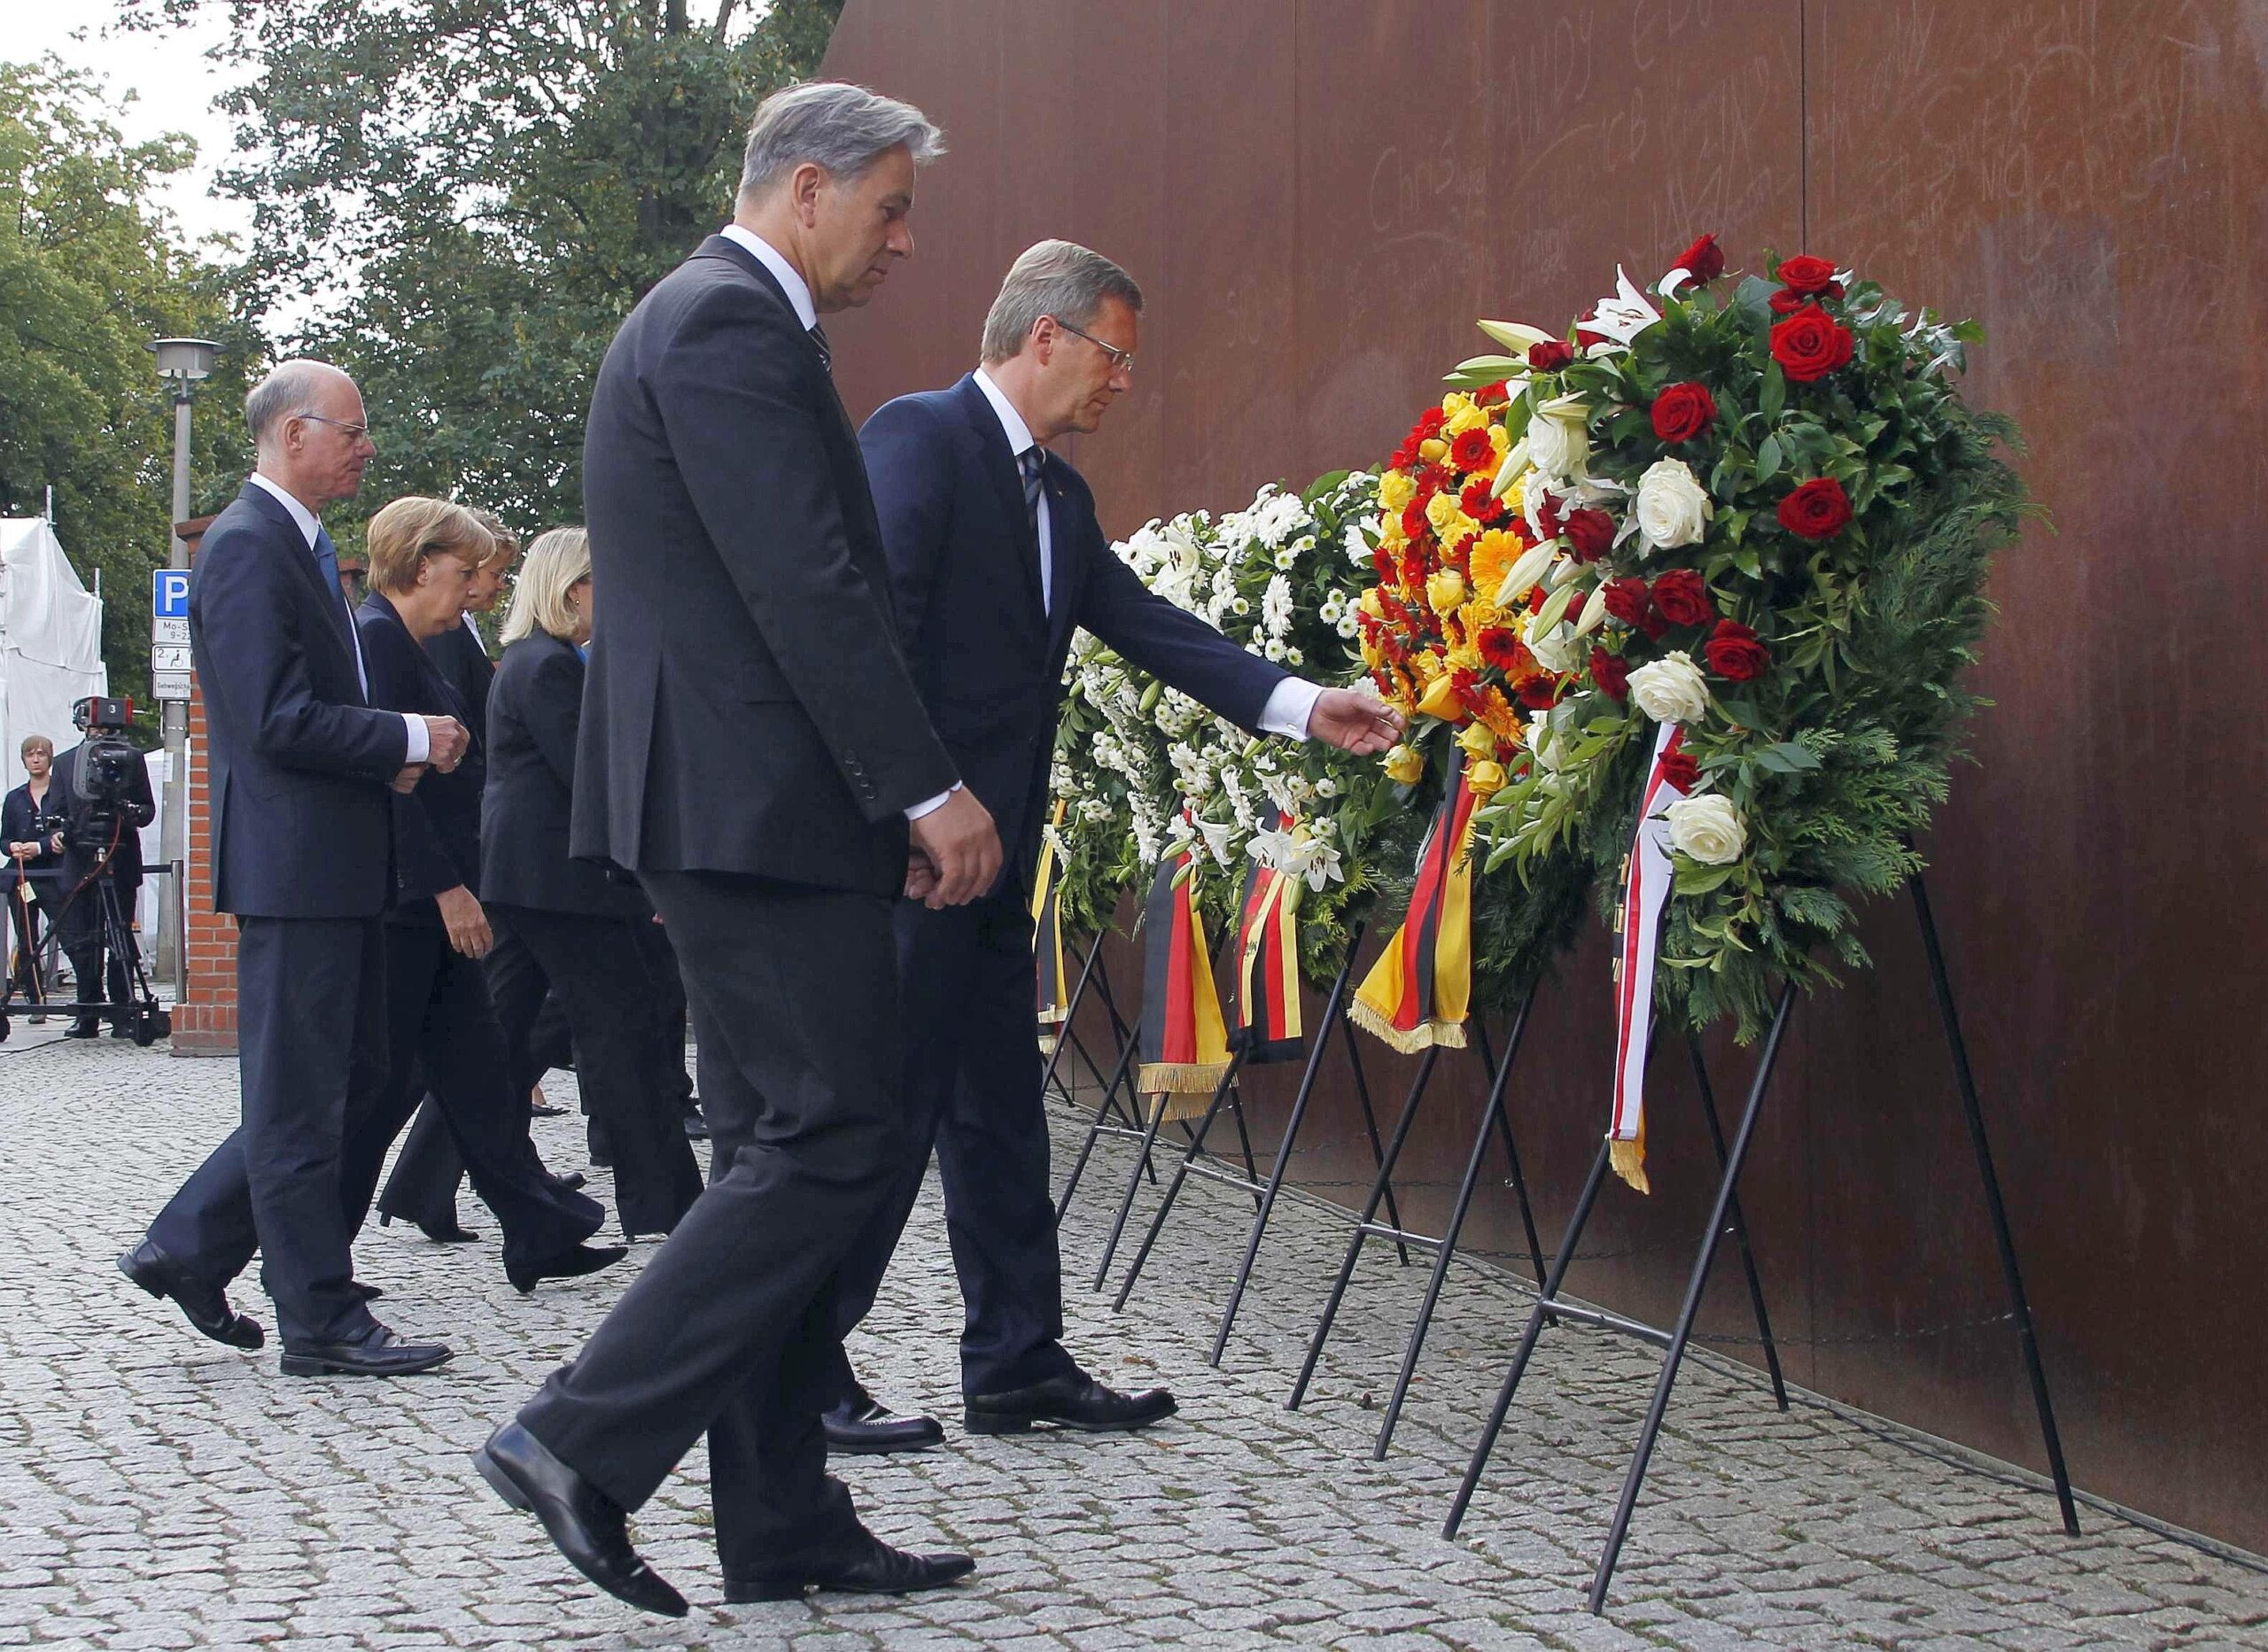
0, 57, 259, 737
119, 0, 843, 546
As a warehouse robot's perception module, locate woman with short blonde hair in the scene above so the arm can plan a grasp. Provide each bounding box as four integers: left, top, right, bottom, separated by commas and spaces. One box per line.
363, 495, 491, 596
500, 527, 593, 646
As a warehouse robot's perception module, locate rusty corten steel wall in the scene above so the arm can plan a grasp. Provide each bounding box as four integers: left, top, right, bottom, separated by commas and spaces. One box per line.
821, 1, 2268, 1553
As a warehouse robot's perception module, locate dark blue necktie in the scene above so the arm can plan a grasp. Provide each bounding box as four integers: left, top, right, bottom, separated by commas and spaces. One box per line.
311, 524, 369, 699
1019, 447, 1051, 615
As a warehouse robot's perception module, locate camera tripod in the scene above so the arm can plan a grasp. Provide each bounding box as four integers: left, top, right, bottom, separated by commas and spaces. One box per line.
0, 854, 169, 1046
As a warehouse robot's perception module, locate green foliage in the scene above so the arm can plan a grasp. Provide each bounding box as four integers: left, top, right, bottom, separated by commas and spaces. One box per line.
0, 57, 259, 740
117, 0, 842, 547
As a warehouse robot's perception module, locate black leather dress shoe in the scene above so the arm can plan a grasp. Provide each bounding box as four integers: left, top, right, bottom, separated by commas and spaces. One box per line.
822, 1387, 944, 1455
475, 1421, 687, 1618
558, 1172, 587, 1192
682, 1108, 710, 1141
350, 1281, 384, 1303
64, 1021, 100, 1039
506, 1242, 627, 1295
279, 1324, 453, 1377
383, 1210, 480, 1245
529, 1099, 565, 1118
965, 1372, 1177, 1435
116, 1241, 264, 1350
723, 1526, 975, 1603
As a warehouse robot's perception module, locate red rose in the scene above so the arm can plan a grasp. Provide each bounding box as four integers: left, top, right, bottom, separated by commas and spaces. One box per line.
1777, 476, 1852, 540
1651, 382, 1718, 444
1638, 608, 1671, 642
1769, 302, 1854, 382
1562, 507, 1615, 562
1516, 675, 1560, 710
1775, 254, 1840, 295
1477, 627, 1524, 673
1575, 311, 1606, 349
1589, 648, 1629, 701
1475, 379, 1511, 407
1705, 619, 1771, 682
1416, 461, 1454, 500
1527, 339, 1576, 371
1603, 576, 1651, 627
1670, 232, 1724, 284
1658, 750, 1700, 792
1770, 282, 1846, 314
1531, 489, 1563, 539
1449, 426, 1495, 472
1650, 568, 1714, 628
1413, 406, 1447, 442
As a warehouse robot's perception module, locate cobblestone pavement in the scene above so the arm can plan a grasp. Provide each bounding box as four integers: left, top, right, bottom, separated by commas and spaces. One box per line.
4, 1028, 2266, 1650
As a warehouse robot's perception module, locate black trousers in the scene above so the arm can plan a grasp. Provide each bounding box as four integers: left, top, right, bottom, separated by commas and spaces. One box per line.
58, 874, 136, 1024
374, 925, 563, 1230
517, 871, 905, 1575
633, 917, 696, 1110
485, 902, 700, 1239
5, 875, 51, 1004
830, 888, 1077, 1400
145, 915, 389, 1347
337, 922, 602, 1271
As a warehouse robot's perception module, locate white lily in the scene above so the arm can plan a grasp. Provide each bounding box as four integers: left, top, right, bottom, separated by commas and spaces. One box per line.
1587, 266, 1663, 350
1494, 539, 1559, 606
1490, 439, 1531, 500
1574, 580, 1612, 636
1476, 319, 1557, 353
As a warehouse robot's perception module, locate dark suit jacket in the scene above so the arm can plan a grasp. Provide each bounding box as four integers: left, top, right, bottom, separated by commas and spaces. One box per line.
2, 781, 63, 875
189, 482, 408, 918
484, 631, 645, 918
859, 374, 1287, 878
426, 617, 496, 750
356, 593, 483, 922
573, 233, 959, 897
50, 740, 156, 890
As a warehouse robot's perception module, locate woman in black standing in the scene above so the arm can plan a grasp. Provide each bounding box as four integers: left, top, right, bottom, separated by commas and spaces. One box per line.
479, 527, 702, 1240
3, 733, 63, 1016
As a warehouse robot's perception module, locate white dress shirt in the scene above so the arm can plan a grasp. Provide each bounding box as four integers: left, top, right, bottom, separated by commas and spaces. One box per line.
719, 223, 816, 330
245, 472, 430, 764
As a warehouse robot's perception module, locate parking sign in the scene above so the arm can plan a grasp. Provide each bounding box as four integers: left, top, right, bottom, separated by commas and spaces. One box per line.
153, 569, 190, 618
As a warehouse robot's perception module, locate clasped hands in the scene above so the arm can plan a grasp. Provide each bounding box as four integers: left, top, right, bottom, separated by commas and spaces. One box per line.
392, 714, 472, 794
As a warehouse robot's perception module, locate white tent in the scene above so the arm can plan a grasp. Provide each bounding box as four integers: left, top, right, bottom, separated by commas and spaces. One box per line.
0, 516, 108, 765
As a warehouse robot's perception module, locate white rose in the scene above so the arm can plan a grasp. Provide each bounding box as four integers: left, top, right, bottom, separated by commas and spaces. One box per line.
1627, 650, 1710, 724
1526, 403, 1590, 478
1666, 794, 1745, 865
1634, 458, 1712, 552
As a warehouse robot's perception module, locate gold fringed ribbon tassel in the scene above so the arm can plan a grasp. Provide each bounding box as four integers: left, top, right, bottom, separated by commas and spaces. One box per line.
1229, 809, 1306, 1065
1608, 721, 1690, 1193
1031, 800, 1069, 1052
1137, 843, 1231, 1122
1349, 756, 1479, 1053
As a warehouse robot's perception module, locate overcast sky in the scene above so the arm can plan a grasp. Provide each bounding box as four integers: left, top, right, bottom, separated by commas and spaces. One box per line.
9, 3, 253, 252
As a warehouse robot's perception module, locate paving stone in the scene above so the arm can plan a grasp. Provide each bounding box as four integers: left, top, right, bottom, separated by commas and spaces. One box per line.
3, 1032, 2266, 1648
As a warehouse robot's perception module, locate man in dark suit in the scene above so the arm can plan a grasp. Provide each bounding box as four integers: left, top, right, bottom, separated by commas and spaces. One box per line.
48, 720, 155, 1038
475, 83, 994, 1617
832, 242, 1403, 1450
120, 360, 468, 1377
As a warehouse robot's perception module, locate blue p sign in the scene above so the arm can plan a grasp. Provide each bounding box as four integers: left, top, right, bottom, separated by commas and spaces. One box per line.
153, 569, 190, 618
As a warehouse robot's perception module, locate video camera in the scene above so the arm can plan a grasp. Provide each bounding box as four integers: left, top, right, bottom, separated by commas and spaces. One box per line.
67, 695, 142, 854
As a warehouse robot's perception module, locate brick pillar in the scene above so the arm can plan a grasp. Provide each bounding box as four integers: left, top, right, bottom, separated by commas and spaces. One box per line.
167, 515, 237, 1057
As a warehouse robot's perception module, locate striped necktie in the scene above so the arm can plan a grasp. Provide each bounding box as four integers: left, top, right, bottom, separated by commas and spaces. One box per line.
808, 324, 831, 373
1018, 446, 1044, 530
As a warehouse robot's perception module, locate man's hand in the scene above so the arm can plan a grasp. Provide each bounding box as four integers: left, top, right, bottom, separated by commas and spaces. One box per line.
1307, 687, 1405, 756
391, 764, 428, 794
48, 831, 66, 856
436, 885, 493, 958
422, 715, 470, 773
6, 842, 34, 861
904, 850, 939, 904
907, 788, 1002, 909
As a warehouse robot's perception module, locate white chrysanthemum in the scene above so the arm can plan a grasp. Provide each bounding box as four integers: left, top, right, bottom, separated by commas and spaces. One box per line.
1262, 573, 1294, 636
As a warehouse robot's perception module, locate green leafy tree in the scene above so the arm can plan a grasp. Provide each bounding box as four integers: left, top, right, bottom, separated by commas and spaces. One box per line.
0, 57, 258, 738
120, 0, 843, 545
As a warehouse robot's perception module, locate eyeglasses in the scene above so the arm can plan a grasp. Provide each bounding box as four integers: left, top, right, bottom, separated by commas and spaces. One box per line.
1050, 317, 1136, 376
297, 412, 373, 443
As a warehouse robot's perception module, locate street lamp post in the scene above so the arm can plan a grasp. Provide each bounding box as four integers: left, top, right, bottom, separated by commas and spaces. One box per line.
148, 337, 219, 989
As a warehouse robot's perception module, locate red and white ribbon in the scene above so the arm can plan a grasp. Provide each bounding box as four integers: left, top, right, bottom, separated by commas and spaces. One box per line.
1609, 720, 1689, 1192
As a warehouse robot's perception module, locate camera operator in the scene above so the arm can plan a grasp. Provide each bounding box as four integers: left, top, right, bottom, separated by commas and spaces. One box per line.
50, 705, 155, 1039
3, 733, 65, 1015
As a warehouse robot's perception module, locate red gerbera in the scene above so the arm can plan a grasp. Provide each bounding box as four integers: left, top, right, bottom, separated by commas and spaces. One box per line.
1476, 627, 1525, 673
1449, 426, 1495, 473
1459, 477, 1504, 524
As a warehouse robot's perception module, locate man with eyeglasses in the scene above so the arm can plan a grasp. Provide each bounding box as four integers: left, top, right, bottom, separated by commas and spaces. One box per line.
121, 359, 469, 1379
828, 241, 1403, 1452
